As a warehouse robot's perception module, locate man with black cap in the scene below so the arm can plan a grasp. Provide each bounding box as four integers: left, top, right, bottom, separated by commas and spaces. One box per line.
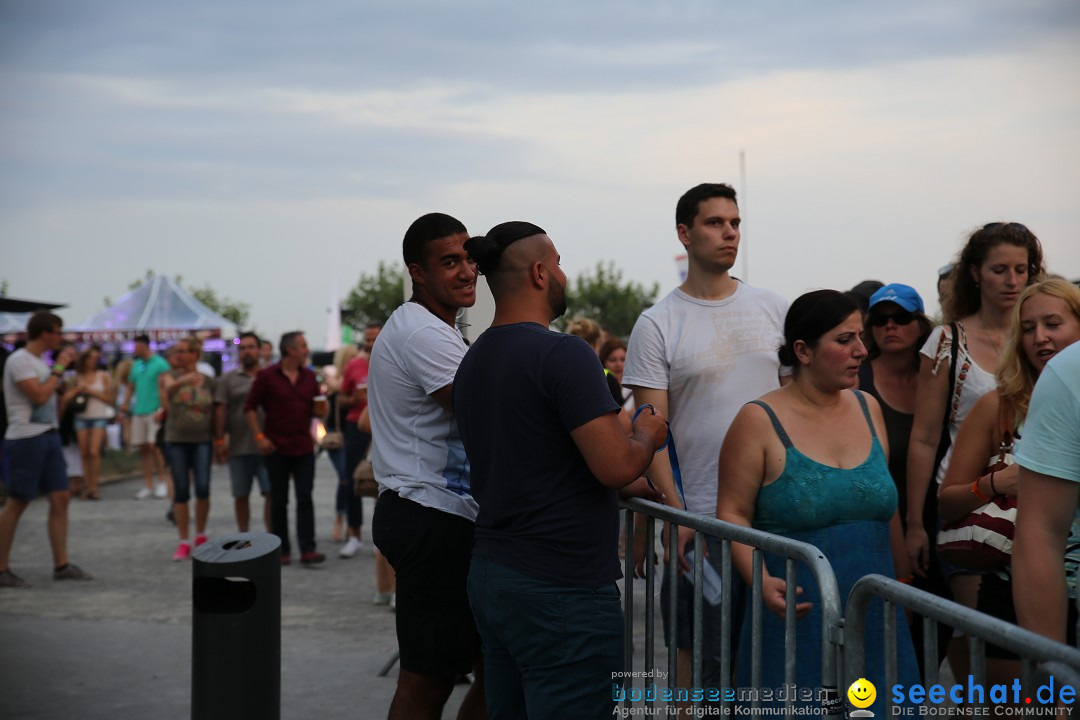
454, 221, 668, 718
368, 213, 485, 720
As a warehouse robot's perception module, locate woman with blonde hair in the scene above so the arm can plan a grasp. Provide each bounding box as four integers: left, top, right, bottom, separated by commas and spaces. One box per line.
938, 278, 1080, 681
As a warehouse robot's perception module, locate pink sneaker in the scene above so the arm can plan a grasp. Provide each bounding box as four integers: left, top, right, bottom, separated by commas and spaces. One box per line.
194, 535, 208, 548
173, 542, 192, 562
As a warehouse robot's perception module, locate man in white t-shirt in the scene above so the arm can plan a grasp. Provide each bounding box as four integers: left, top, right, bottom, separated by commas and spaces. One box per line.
0, 311, 93, 588
369, 213, 485, 720
624, 182, 789, 691
1012, 341, 1080, 643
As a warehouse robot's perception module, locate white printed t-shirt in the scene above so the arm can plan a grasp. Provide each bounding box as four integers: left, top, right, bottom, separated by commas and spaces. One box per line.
368, 301, 477, 522
3, 348, 58, 440
623, 282, 789, 515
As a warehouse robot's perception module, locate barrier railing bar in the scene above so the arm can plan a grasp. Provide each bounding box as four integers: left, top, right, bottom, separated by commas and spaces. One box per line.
884, 599, 897, 716
923, 616, 939, 686
691, 530, 704, 706
785, 557, 797, 717
623, 507, 634, 710
621, 498, 843, 716
968, 635, 986, 688
667, 520, 678, 687
720, 538, 733, 717
846, 574, 1080, 699
645, 516, 656, 710
752, 548, 763, 711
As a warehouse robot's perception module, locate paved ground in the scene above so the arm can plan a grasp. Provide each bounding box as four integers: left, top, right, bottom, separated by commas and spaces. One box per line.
0, 454, 668, 720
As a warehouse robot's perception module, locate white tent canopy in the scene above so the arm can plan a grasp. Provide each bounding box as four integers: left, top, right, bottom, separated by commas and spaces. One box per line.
71, 275, 237, 343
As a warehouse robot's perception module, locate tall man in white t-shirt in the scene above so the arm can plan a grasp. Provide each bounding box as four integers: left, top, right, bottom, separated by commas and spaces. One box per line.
623, 182, 789, 691
0, 311, 93, 588
369, 213, 485, 720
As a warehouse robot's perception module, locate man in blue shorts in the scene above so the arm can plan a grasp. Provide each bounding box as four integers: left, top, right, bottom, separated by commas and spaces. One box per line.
0, 311, 93, 588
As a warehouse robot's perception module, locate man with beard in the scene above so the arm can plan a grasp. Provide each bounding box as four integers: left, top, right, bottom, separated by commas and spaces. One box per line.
453, 221, 668, 718
368, 213, 485, 720
213, 332, 271, 533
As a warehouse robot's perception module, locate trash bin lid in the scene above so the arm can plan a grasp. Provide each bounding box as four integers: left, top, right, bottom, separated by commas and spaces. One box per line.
193, 533, 281, 564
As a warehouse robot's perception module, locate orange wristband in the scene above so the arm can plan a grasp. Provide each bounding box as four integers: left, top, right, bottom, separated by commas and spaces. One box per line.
256, 433, 266, 441
971, 478, 990, 503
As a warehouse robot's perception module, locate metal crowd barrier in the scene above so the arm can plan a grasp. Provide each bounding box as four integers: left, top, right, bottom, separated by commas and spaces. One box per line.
846, 574, 1080, 715
619, 497, 845, 716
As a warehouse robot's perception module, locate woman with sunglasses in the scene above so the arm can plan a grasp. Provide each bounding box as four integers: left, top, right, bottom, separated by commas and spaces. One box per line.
938, 279, 1080, 684
859, 284, 933, 514
905, 222, 1044, 676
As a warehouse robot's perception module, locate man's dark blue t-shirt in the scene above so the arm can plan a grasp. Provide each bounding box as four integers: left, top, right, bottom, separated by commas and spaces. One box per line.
453, 322, 621, 586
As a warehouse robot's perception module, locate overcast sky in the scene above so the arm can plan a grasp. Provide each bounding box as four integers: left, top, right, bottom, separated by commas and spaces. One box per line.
3, 0, 1079, 346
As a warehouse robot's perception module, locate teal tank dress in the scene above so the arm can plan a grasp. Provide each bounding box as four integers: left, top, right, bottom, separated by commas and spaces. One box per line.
735, 391, 918, 713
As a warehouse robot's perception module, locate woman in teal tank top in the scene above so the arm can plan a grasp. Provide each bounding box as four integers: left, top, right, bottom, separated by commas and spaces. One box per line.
717, 290, 918, 714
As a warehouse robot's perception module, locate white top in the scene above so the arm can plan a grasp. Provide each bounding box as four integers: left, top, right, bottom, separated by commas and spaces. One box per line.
80, 371, 113, 420
920, 323, 998, 485
368, 302, 477, 521
623, 282, 789, 515
3, 348, 58, 439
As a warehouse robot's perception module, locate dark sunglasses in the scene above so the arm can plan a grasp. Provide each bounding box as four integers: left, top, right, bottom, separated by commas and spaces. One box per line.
982, 222, 1030, 233
869, 310, 915, 327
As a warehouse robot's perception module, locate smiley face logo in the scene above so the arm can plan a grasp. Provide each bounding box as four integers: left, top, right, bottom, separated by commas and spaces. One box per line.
848, 678, 877, 709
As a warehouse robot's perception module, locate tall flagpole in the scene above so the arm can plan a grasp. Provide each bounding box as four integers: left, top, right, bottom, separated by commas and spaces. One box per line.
325, 274, 342, 351
740, 149, 749, 284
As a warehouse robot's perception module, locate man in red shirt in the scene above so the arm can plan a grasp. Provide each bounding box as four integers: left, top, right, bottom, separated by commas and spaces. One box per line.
244, 331, 325, 566
338, 322, 381, 559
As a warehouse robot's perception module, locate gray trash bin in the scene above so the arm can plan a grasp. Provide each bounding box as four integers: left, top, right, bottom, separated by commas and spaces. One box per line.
192, 532, 281, 720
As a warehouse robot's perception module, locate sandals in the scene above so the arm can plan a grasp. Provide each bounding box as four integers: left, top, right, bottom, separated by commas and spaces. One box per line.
85, 492, 102, 501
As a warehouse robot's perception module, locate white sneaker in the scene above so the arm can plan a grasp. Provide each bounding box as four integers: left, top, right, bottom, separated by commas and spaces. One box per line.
134, 487, 153, 500
373, 591, 393, 606
339, 537, 363, 559
153, 482, 168, 499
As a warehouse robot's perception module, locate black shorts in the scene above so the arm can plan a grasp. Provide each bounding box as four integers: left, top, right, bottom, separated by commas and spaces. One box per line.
372, 490, 479, 677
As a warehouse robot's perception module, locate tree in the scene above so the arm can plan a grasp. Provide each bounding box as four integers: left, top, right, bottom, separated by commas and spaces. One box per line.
561, 261, 659, 337
188, 284, 251, 329
341, 261, 404, 328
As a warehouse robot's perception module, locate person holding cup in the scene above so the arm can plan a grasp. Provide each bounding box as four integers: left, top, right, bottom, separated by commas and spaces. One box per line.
244, 331, 326, 566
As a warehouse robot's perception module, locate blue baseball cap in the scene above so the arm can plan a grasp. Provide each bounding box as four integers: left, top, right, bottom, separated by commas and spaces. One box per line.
869, 283, 925, 314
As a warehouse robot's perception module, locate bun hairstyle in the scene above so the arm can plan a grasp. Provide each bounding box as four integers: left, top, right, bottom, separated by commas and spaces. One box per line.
778, 290, 862, 371
465, 221, 547, 277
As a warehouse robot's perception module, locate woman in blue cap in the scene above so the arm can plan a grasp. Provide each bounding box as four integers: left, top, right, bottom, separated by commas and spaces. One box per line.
859, 284, 933, 516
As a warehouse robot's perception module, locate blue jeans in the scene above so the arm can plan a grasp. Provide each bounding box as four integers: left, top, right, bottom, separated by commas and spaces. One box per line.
468, 555, 624, 719
169, 442, 212, 503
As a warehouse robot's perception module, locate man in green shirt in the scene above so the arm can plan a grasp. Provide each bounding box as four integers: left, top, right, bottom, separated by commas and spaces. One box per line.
122, 334, 171, 500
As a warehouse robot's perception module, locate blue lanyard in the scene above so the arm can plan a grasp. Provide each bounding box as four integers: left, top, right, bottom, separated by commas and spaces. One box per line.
633, 404, 685, 506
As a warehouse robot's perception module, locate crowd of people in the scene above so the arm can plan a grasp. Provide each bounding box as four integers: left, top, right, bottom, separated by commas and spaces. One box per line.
1, 183, 1078, 720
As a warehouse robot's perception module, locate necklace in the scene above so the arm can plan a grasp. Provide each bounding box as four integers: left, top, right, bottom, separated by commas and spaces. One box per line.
978, 313, 1004, 356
